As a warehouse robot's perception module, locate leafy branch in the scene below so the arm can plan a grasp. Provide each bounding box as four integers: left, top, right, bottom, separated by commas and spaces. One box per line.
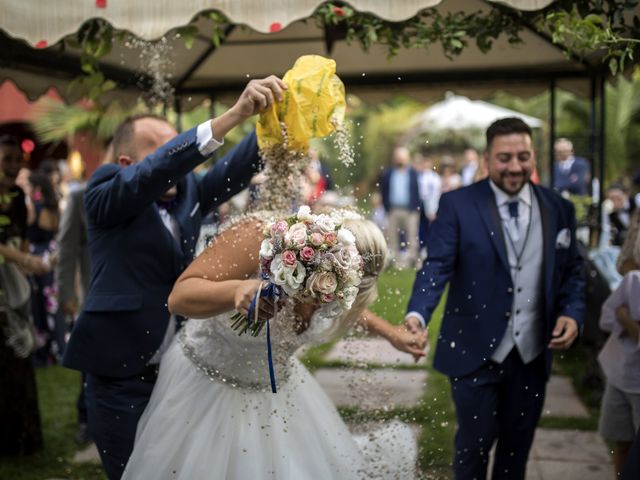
313, 3, 523, 59
535, 1, 640, 74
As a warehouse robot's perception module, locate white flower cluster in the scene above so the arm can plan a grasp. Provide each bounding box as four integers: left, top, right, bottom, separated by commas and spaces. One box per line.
259, 206, 364, 313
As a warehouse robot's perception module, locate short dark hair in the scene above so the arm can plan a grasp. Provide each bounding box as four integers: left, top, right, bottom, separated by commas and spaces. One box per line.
111, 113, 168, 163
38, 159, 60, 176
485, 117, 532, 150
0, 135, 20, 149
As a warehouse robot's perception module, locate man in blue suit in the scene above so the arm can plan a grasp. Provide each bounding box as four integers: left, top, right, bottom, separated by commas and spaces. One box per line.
379, 146, 422, 268
405, 118, 585, 479
63, 76, 287, 479
553, 137, 590, 196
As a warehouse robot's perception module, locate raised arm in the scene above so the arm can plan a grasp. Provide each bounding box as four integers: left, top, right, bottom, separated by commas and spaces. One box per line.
168, 219, 264, 319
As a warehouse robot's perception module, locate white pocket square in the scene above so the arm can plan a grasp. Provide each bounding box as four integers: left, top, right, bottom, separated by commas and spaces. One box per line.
555, 228, 571, 249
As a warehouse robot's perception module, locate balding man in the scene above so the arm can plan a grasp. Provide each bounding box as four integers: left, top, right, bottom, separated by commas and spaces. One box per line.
553, 138, 590, 195
63, 76, 287, 479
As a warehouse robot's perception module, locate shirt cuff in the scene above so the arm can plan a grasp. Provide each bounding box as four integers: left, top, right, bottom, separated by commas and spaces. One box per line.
406, 311, 426, 329
196, 121, 224, 157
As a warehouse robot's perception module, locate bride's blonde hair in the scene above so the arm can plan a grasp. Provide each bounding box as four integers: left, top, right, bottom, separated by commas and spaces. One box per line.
335, 217, 388, 332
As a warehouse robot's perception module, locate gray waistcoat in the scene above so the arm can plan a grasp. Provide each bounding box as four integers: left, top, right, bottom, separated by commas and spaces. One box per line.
491, 193, 544, 364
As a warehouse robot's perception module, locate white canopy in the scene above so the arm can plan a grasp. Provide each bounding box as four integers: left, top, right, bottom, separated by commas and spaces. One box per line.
412, 93, 544, 132
0, 0, 598, 109
1, 0, 554, 44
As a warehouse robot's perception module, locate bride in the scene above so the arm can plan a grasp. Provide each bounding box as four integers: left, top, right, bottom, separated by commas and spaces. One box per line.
121, 206, 423, 479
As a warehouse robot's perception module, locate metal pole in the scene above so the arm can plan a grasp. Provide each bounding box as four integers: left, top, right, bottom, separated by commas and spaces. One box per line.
174, 97, 183, 133
599, 74, 606, 209
549, 78, 556, 188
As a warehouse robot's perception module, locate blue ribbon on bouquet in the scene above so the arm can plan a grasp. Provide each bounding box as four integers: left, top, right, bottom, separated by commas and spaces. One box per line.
246, 281, 280, 394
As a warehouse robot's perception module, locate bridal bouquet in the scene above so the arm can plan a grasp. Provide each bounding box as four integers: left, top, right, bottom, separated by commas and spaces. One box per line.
231, 206, 364, 336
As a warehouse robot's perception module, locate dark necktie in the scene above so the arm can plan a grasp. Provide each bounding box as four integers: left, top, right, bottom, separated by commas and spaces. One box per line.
507, 200, 520, 241
507, 200, 519, 221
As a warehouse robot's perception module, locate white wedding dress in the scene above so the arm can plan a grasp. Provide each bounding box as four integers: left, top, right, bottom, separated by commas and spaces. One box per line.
122, 306, 417, 479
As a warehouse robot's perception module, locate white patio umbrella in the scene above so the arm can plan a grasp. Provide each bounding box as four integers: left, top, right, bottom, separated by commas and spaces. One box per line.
412, 92, 544, 133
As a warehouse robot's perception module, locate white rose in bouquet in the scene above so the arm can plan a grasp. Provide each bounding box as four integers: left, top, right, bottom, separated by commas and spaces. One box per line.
296, 205, 313, 222
283, 261, 306, 295
336, 228, 355, 246
314, 214, 336, 233
259, 239, 275, 259
270, 254, 288, 287
285, 223, 308, 249
340, 285, 360, 310
306, 271, 338, 295
326, 245, 353, 271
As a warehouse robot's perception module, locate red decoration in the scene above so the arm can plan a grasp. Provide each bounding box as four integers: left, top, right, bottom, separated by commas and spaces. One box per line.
35, 40, 48, 49
269, 22, 282, 33
333, 6, 345, 17
96, 0, 107, 8
21, 139, 35, 154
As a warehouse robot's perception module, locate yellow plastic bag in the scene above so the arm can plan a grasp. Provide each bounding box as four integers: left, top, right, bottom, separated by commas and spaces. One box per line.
256, 55, 346, 153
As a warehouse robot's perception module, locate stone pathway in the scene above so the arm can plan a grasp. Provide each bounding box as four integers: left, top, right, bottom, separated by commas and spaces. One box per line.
314, 336, 614, 479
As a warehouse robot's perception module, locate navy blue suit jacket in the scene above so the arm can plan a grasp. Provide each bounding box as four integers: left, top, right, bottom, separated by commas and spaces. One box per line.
553, 156, 590, 195
63, 128, 261, 377
407, 179, 585, 378
379, 167, 422, 212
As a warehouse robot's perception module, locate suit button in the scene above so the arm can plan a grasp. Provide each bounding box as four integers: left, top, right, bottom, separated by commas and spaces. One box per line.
505, 312, 511, 318
507, 287, 513, 293
517, 287, 522, 293
516, 309, 521, 315
515, 331, 520, 336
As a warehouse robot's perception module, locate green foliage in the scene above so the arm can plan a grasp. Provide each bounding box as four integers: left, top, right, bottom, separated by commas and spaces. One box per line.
314, 2, 523, 60
537, 1, 640, 75
490, 73, 640, 185
32, 98, 130, 144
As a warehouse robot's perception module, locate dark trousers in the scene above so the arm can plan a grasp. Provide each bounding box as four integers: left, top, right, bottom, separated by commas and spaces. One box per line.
77, 372, 88, 424
621, 426, 640, 480
450, 349, 547, 480
85, 366, 158, 480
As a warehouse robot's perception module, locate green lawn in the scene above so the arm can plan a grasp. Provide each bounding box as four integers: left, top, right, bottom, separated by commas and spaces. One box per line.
1, 268, 600, 480
0, 366, 106, 480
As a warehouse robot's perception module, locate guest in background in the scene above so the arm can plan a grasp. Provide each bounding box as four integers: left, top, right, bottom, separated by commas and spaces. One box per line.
606, 183, 636, 247
0, 135, 50, 456
303, 147, 333, 206
460, 148, 479, 186
553, 138, 590, 196
439, 155, 462, 193
379, 146, 421, 269
26, 170, 65, 365
597, 271, 640, 477
370, 192, 387, 232
414, 149, 441, 258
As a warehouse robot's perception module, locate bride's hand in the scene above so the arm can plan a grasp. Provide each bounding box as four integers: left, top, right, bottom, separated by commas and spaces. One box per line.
234, 280, 274, 321
388, 325, 428, 363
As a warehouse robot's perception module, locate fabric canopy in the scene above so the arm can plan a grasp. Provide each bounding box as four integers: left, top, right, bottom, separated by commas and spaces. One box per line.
0, 0, 595, 110
1, 0, 554, 45
412, 93, 544, 132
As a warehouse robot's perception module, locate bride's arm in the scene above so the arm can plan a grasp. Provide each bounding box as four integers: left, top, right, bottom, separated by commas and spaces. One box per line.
168, 219, 265, 319
357, 309, 427, 362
